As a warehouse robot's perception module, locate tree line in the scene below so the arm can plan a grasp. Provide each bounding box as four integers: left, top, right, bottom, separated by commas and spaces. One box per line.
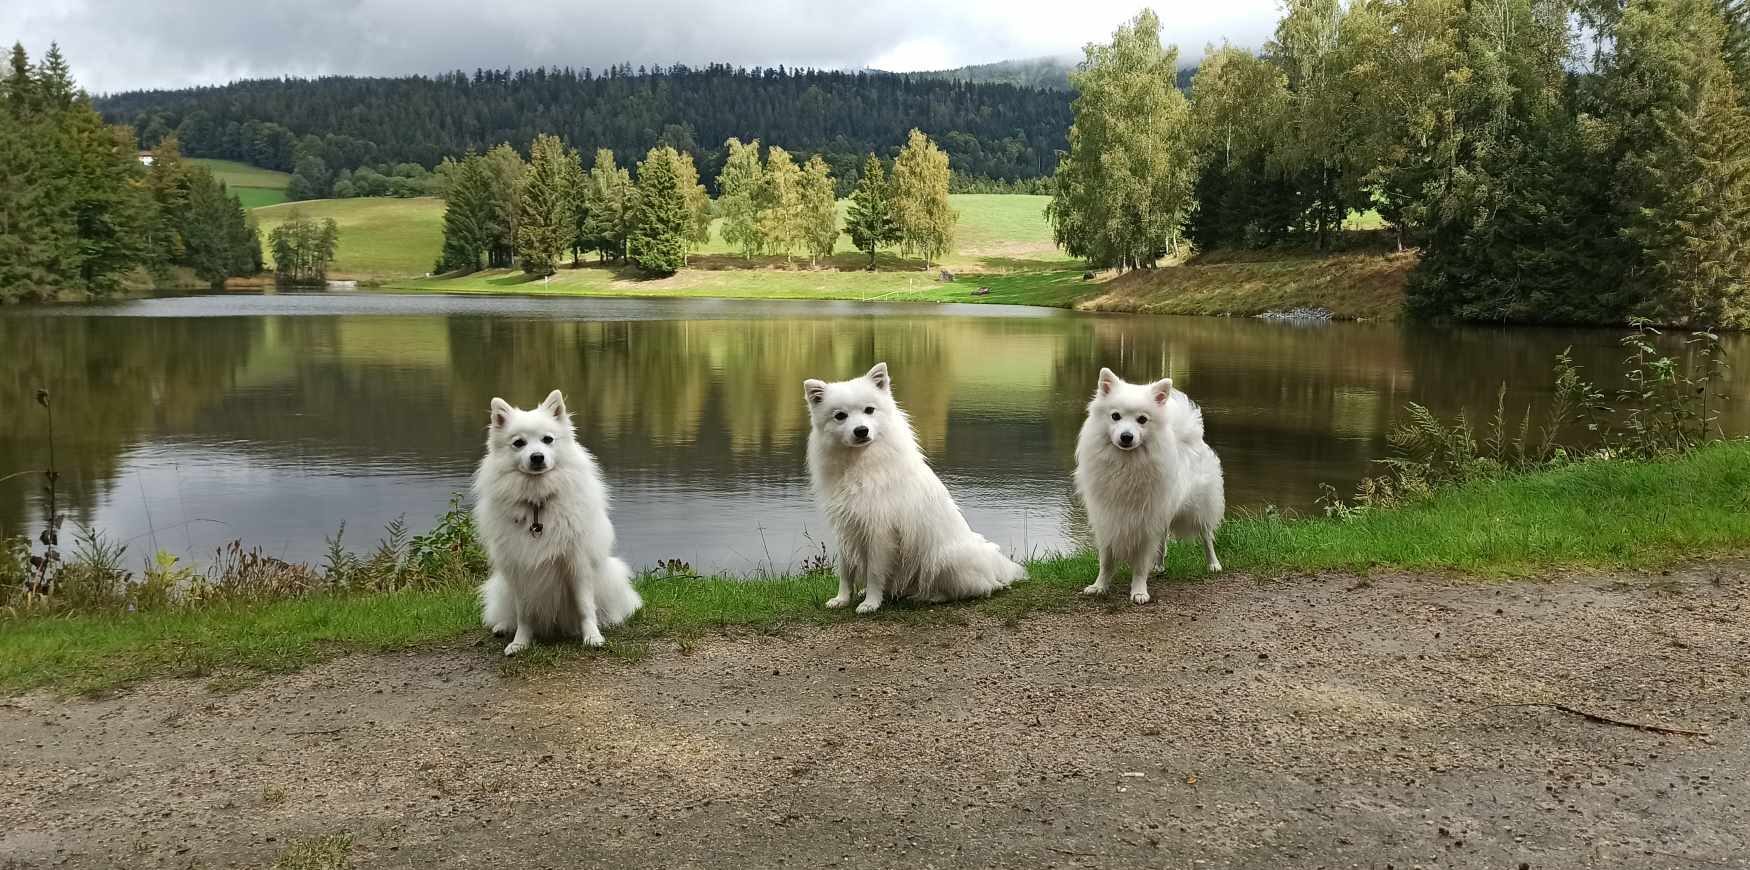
95, 65, 1070, 202
1, 44, 260, 299
1051, 2, 1750, 327
437, 129, 955, 277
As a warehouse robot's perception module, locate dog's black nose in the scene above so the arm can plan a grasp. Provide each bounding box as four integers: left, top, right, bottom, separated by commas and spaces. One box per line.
529, 452, 546, 467
1118, 432, 1135, 446
853, 426, 870, 439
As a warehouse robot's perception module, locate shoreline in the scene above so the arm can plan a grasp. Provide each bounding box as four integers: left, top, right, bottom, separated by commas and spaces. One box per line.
6, 441, 1747, 695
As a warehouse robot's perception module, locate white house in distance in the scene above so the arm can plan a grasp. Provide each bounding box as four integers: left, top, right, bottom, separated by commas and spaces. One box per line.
137, 151, 154, 166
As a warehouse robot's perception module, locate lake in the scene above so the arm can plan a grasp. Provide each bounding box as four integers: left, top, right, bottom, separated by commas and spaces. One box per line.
3, 293, 1743, 574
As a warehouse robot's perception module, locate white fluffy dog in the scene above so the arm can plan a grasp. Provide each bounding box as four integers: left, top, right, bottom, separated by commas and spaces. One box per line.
1074, 368, 1226, 604
804, 362, 1025, 613
473, 390, 642, 655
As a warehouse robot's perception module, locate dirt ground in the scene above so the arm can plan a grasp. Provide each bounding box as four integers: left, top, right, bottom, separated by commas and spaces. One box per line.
3, 562, 1747, 870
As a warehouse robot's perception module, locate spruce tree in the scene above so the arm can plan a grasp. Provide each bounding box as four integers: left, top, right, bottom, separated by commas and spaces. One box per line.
629, 146, 689, 275
515, 133, 577, 276
582, 148, 632, 262
438, 152, 494, 272
845, 153, 898, 268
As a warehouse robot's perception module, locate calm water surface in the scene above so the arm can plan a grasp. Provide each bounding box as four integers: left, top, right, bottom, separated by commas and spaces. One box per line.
3, 293, 1744, 573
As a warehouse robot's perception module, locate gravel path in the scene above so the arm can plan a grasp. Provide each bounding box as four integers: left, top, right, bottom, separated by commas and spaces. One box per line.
3, 562, 1747, 869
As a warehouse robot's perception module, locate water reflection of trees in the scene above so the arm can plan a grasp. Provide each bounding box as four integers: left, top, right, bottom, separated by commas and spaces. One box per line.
7, 303, 1744, 554
0, 315, 260, 535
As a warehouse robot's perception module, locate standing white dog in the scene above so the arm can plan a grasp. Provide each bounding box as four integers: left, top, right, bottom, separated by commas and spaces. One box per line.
804, 362, 1025, 613
473, 390, 641, 655
1074, 368, 1225, 604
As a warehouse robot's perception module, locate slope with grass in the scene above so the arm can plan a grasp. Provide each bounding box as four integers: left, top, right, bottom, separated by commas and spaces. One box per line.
1079, 248, 1416, 321
192, 158, 292, 208
5, 441, 1746, 695
252, 196, 445, 278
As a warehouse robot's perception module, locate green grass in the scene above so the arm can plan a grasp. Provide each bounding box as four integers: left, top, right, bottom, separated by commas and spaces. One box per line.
5, 442, 1747, 696
253, 196, 445, 278
192, 158, 291, 208
251, 194, 1070, 283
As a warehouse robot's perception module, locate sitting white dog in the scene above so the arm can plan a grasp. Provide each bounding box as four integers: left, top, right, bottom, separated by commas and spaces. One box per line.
1074, 368, 1225, 604
473, 390, 642, 655
804, 362, 1024, 613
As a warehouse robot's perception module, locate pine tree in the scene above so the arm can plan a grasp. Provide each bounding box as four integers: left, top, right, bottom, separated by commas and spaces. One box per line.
799, 154, 839, 266
515, 133, 577, 276
582, 148, 633, 262
845, 153, 898, 269
438, 152, 494, 272
717, 138, 767, 258
891, 129, 957, 268
760, 146, 804, 263
629, 145, 688, 275
1615, 0, 1750, 326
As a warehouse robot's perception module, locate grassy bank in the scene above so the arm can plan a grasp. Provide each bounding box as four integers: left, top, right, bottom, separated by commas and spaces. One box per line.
1080, 247, 1415, 321
246, 191, 1414, 318
192, 158, 291, 208
5, 441, 1746, 695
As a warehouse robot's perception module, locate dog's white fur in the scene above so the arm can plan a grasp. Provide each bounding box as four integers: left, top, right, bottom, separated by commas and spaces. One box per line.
473, 389, 641, 655
804, 362, 1024, 613
1074, 368, 1225, 604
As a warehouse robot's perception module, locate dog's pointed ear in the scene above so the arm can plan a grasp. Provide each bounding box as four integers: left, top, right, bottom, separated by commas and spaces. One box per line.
539, 389, 566, 420
1149, 377, 1174, 406
1097, 367, 1120, 396
490, 398, 513, 429
803, 379, 828, 407
866, 362, 890, 392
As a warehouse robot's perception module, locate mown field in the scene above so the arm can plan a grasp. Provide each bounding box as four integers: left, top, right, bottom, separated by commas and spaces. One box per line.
192, 158, 291, 208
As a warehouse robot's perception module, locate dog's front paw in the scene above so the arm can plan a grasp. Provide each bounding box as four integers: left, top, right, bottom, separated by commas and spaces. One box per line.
1206, 559, 1223, 573
854, 599, 882, 615
1080, 583, 1108, 596
581, 631, 606, 648
503, 638, 530, 656
1130, 589, 1151, 605
489, 623, 511, 638
824, 594, 851, 609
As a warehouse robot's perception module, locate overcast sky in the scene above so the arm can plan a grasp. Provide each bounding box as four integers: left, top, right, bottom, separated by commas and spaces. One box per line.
4, 0, 1281, 95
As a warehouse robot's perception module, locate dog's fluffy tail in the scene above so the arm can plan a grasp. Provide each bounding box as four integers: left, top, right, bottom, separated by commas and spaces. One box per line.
594, 557, 643, 628
925, 539, 1025, 602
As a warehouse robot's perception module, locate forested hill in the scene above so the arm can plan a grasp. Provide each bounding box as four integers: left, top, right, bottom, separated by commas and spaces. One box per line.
95, 65, 1071, 187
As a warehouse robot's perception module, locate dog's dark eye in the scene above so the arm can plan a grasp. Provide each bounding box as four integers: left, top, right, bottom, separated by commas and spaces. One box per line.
833, 411, 848, 422
541, 435, 554, 444
512, 438, 526, 449
1136, 416, 1149, 425
863, 406, 875, 415
1110, 412, 1121, 422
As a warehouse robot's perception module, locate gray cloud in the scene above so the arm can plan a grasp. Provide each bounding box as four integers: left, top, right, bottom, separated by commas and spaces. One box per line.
4, 0, 1279, 94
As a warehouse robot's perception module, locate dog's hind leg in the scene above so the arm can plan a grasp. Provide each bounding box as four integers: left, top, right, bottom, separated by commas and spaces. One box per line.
1201, 528, 1222, 573
1081, 545, 1116, 596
